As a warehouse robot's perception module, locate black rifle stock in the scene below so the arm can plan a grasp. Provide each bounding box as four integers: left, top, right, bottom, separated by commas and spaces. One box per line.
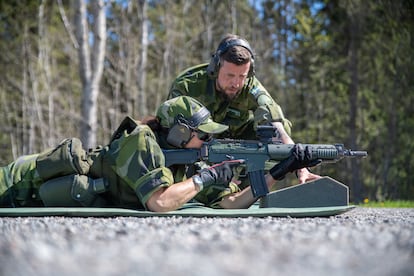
163, 139, 367, 198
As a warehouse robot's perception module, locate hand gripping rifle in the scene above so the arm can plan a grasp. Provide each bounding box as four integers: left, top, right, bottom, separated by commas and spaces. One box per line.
163, 127, 367, 198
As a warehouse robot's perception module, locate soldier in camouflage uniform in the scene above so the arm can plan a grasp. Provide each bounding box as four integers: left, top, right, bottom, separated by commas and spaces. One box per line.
0, 96, 313, 211
168, 34, 320, 184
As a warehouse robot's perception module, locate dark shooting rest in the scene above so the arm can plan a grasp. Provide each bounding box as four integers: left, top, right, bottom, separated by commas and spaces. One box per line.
260, 177, 349, 208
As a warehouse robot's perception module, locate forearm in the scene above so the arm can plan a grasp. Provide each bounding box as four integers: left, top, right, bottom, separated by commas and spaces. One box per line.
218, 187, 257, 209
146, 178, 199, 212
218, 174, 277, 209
271, 121, 294, 144
273, 122, 317, 178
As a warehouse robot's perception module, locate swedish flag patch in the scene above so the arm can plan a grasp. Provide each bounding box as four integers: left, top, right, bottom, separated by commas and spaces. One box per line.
249, 86, 261, 98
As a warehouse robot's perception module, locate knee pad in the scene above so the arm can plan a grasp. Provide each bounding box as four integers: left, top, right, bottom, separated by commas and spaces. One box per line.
36, 138, 91, 181
39, 174, 108, 207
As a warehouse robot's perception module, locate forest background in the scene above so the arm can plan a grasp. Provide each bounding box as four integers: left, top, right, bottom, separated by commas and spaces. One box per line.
0, 0, 412, 202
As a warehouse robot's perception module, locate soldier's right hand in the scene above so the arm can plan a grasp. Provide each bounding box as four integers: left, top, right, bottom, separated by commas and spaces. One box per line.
198, 160, 244, 188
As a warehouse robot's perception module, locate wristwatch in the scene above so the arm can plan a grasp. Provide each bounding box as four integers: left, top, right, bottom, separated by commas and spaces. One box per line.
192, 175, 204, 191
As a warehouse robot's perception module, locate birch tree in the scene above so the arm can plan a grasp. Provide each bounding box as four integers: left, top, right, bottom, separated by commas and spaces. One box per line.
136, 0, 148, 117
75, 0, 106, 149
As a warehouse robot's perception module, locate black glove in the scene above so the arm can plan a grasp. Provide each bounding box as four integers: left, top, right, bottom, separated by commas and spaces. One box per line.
269, 144, 322, 180
198, 160, 243, 188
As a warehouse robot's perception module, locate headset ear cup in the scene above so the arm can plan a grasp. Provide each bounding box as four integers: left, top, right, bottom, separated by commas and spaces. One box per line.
166, 124, 192, 148
207, 54, 220, 78
248, 58, 255, 77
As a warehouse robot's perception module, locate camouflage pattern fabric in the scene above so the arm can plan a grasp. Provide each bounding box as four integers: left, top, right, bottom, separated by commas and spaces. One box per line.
0, 154, 44, 207
156, 96, 228, 134
99, 123, 174, 209
168, 63, 292, 139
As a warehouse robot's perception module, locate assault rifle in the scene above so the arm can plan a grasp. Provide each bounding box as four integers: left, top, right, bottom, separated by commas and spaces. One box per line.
163, 126, 367, 198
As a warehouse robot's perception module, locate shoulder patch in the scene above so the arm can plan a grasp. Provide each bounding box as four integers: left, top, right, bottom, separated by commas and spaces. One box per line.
249, 86, 262, 98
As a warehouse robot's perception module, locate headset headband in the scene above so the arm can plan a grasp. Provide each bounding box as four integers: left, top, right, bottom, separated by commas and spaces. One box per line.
176, 106, 210, 129
216, 38, 254, 58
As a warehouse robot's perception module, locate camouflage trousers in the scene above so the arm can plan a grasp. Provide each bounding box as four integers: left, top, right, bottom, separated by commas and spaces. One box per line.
0, 138, 93, 207
0, 154, 44, 207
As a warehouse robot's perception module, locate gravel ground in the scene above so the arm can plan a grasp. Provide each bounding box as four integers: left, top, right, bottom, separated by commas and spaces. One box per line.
1, 207, 413, 276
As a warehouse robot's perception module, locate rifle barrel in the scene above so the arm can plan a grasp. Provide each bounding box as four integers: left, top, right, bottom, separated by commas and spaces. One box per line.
347, 150, 368, 157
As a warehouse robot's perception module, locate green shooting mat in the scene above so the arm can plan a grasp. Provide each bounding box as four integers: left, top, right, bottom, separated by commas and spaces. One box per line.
0, 177, 355, 218
0, 204, 355, 218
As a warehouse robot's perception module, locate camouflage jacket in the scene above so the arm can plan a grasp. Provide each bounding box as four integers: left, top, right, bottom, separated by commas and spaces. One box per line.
168, 63, 292, 139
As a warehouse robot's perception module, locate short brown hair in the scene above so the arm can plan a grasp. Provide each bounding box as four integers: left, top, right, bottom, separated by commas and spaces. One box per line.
218, 34, 253, 65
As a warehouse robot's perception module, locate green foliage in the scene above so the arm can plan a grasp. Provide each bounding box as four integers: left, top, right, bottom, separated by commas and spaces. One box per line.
288, 0, 414, 201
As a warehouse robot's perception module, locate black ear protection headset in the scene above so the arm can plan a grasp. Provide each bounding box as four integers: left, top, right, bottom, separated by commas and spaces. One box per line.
206, 38, 255, 79
166, 106, 211, 148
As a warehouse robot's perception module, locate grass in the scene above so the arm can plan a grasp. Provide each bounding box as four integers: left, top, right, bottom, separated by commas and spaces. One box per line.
357, 200, 414, 208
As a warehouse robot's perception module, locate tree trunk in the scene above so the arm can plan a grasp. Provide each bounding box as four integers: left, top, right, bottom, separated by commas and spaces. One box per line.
75, 0, 106, 149
136, 0, 148, 118
347, 8, 363, 203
